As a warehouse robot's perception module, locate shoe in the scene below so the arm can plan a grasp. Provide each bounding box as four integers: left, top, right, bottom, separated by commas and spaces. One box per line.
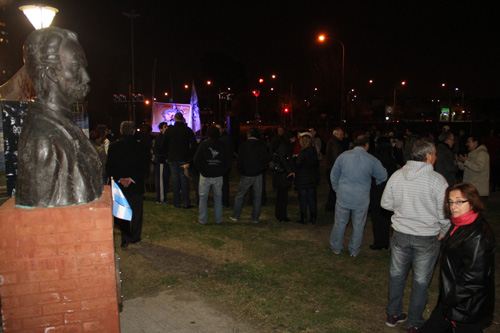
310, 212, 317, 224
350, 253, 358, 257
130, 238, 141, 244
332, 250, 341, 255
156, 201, 164, 205
229, 216, 238, 222
193, 219, 205, 225
407, 327, 419, 333
385, 313, 408, 327
297, 213, 307, 224
184, 205, 194, 209
252, 220, 259, 224
120, 241, 129, 248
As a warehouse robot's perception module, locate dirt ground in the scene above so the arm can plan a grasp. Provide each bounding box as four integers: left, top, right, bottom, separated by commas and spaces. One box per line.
119, 242, 262, 333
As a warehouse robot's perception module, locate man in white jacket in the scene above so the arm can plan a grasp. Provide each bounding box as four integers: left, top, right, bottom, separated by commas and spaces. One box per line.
381, 138, 450, 333
457, 135, 490, 197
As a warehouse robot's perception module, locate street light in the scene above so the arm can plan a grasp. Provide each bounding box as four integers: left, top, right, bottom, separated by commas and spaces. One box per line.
318, 33, 345, 123
19, 5, 58, 30
123, 9, 140, 125
393, 81, 406, 120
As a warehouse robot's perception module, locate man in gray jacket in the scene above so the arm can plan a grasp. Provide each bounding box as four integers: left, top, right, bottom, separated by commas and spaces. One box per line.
381, 138, 450, 332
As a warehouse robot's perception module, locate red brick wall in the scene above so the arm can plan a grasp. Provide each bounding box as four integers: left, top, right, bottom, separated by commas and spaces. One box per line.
0, 186, 120, 332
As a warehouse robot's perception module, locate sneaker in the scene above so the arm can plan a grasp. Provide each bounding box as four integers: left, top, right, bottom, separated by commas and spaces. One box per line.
407, 327, 419, 333
251, 220, 259, 224
229, 216, 238, 222
193, 219, 205, 225
385, 313, 408, 327
350, 253, 358, 257
332, 250, 341, 255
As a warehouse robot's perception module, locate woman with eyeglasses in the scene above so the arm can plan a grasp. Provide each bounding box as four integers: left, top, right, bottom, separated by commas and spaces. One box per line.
421, 183, 496, 333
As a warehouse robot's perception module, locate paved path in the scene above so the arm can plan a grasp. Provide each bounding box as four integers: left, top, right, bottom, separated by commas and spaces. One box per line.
119, 289, 255, 333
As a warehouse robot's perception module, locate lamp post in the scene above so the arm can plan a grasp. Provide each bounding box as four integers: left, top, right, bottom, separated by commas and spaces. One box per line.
19, 5, 58, 30
252, 89, 260, 120
318, 34, 345, 123
123, 10, 140, 125
393, 81, 406, 120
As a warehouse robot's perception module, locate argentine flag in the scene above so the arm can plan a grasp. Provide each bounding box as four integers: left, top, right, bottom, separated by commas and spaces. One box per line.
111, 178, 132, 221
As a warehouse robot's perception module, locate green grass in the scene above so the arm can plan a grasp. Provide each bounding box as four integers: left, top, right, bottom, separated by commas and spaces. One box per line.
115, 165, 500, 332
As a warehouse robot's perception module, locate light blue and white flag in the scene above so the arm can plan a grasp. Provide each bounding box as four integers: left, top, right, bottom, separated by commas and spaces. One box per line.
190, 81, 201, 133
111, 178, 132, 221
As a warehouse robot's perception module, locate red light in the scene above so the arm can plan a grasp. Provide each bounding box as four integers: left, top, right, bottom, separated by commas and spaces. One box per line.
252, 90, 260, 97
283, 108, 289, 113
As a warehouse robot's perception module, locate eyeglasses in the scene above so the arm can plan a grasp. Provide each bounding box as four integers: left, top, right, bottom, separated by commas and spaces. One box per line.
448, 200, 469, 206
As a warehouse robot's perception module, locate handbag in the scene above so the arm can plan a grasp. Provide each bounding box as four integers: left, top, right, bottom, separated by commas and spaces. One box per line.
269, 152, 285, 173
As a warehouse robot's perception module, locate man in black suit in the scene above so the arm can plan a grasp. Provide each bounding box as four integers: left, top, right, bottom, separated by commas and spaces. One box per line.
106, 121, 148, 248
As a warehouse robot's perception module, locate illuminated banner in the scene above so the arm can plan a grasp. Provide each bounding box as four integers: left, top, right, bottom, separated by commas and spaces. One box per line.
151, 102, 191, 133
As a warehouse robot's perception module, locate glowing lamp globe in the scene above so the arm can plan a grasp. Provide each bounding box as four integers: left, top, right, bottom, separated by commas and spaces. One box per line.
19, 5, 59, 30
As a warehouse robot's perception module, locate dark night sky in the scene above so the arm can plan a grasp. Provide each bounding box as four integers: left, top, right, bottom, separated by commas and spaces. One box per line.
3, 0, 500, 105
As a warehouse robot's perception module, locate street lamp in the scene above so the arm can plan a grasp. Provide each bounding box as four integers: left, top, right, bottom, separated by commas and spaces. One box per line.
318, 33, 345, 123
123, 9, 140, 125
393, 81, 406, 120
252, 89, 260, 120
19, 5, 58, 30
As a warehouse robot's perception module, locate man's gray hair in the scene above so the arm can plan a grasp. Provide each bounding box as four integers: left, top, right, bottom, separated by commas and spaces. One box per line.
439, 131, 453, 143
120, 121, 135, 136
410, 138, 435, 162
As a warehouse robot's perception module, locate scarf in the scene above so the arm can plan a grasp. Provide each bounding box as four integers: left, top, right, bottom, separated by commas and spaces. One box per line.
450, 210, 478, 235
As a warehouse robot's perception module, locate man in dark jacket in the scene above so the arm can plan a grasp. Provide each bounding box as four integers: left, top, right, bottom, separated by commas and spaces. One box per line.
193, 126, 231, 224
230, 127, 269, 223
434, 131, 457, 186
153, 122, 170, 203
106, 121, 149, 248
216, 124, 235, 207
163, 113, 198, 208
324, 127, 345, 212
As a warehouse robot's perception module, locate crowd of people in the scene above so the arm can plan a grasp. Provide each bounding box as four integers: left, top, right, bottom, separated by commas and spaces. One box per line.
90, 117, 498, 332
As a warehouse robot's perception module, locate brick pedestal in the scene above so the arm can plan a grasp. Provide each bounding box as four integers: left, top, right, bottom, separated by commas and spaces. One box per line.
0, 186, 120, 332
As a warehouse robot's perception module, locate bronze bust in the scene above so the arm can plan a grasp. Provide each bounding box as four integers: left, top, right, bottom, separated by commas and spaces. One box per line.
16, 27, 103, 207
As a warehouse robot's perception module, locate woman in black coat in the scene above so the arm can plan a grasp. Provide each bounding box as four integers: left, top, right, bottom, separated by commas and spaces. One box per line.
272, 131, 296, 222
421, 183, 496, 333
294, 133, 320, 224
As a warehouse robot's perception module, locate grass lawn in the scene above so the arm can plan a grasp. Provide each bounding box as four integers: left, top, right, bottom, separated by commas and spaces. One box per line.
115, 163, 500, 332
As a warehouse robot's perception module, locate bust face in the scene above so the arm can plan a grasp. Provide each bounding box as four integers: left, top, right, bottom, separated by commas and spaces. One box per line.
53, 38, 90, 103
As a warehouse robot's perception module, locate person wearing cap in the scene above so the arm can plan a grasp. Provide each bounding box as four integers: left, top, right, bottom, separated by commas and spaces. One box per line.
193, 126, 231, 225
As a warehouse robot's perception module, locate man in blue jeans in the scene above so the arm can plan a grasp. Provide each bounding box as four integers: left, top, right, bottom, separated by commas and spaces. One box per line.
193, 126, 230, 224
329, 134, 387, 256
230, 127, 269, 223
163, 113, 198, 208
381, 138, 450, 333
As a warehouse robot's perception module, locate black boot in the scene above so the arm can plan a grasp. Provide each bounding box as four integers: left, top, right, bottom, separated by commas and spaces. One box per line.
298, 213, 307, 224
310, 212, 317, 224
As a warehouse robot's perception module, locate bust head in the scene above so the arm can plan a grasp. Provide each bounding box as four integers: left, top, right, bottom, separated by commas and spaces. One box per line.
23, 27, 90, 105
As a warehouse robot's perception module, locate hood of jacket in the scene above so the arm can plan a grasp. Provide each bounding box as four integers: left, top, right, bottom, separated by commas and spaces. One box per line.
401, 160, 434, 181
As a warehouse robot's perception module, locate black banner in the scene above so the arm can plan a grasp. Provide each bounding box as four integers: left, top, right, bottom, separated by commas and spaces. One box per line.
1, 101, 28, 197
